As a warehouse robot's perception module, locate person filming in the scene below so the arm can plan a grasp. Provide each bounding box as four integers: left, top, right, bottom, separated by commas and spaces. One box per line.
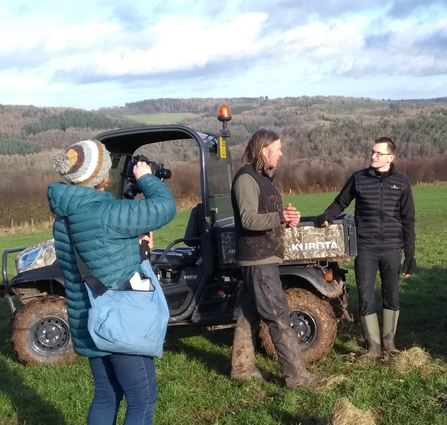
48, 139, 176, 425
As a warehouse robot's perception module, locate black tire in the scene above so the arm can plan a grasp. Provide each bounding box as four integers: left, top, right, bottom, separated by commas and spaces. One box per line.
259, 288, 337, 363
11, 296, 79, 365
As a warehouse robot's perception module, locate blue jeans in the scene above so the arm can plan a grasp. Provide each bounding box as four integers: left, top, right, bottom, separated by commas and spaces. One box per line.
88, 354, 157, 425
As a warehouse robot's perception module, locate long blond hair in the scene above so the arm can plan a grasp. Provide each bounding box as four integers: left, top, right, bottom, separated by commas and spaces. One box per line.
242, 129, 280, 172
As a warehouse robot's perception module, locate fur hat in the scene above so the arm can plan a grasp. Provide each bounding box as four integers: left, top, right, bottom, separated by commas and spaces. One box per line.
51, 139, 112, 188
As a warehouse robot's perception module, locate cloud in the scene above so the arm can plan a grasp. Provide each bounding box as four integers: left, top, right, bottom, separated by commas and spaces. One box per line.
414, 28, 447, 52
1, 0, 447, 109
387, 0, 447, 18
111, 4, 150, 31
364, 33, 393, 49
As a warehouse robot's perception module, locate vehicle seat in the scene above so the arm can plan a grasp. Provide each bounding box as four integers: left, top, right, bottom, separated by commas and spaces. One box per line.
150, 203, 204, 269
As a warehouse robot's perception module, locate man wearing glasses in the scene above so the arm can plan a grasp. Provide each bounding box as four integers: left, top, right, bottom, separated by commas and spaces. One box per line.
316, 137, 415, 359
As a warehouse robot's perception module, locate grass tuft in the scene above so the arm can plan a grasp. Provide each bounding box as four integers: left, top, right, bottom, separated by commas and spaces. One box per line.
390, 347, 430, 373
328, 397, 377, 425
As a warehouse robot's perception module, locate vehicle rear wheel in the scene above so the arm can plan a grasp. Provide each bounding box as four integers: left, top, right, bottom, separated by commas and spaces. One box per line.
11, 296, 79, 365
259, 288, 337, 363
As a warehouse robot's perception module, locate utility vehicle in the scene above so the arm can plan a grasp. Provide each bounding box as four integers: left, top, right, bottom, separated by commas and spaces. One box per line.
1, 105, 356, 365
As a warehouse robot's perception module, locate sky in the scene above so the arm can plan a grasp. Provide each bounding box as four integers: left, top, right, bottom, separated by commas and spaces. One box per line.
1, 0, 447, 110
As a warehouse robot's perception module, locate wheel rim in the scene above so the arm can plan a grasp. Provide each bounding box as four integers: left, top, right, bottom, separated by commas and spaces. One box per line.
30, 316, 70, 353
290, 310, 318, 346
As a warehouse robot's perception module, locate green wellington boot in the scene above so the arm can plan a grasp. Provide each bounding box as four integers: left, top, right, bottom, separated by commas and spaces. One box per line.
382, 309, 400, 353
360, 313, 381, 359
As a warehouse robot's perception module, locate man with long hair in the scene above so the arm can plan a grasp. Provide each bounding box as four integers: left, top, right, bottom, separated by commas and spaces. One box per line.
230, 129, 326, 388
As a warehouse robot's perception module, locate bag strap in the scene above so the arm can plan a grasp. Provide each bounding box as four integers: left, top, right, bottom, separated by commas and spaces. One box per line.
64, 218, 108, 296
140, 239, 150, 261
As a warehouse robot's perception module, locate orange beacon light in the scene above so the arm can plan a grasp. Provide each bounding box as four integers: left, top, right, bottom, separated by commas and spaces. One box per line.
217, 104, 232, 123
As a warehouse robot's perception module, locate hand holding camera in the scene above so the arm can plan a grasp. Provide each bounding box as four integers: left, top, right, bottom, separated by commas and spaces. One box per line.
124, 155, 172, 199
133, 161, 152, 180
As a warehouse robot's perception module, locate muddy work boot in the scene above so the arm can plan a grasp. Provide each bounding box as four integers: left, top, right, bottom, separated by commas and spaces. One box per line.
231, 318, 272, 381
381, 309, 400, 354
231, 366, 273, 381
285, 371, 326, 389
270, 320, 326, 389
360, 313, 381, 360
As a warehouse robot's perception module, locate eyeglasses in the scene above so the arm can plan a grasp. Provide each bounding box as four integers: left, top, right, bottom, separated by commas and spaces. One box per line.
370, 150, 391, 158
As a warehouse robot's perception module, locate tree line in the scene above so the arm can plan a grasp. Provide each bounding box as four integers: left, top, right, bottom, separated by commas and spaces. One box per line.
0, 150, 446, 229
0, 135, 42, 155
23, 109, 136, 136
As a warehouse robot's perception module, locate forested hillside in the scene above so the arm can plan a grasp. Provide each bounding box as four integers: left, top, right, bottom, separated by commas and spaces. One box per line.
2, 96, 447, 159
1, 96, 447, 229
0, 106, 137, 154
103, 97, 447, 160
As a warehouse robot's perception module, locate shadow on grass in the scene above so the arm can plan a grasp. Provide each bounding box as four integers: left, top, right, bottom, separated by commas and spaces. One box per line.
164, 325, 288, 379
0, 299, 68, 424
397, 266, 447, 360
0, 357, 68, 425
164, 263, 447, 379
164, 328, 328, 424
164, 326, 234, 376
333, 266, 447, 361
266, 407, 326, 425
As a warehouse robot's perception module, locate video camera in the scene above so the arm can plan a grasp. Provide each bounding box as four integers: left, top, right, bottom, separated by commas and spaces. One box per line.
123, 154, 172, 199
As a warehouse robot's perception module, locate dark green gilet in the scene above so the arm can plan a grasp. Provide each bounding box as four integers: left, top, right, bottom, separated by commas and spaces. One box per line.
231, 164, 284, 262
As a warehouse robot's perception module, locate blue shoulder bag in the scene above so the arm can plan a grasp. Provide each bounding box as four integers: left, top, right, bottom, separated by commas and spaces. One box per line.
65, 219, 169, 358
84, 259, 169, 358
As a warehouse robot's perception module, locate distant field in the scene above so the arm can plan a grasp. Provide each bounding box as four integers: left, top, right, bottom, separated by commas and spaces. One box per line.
123, 112, 196, 125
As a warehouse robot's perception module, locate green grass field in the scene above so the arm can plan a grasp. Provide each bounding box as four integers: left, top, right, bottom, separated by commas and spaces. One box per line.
1, 185, 447, 424
123, 112, 195, 125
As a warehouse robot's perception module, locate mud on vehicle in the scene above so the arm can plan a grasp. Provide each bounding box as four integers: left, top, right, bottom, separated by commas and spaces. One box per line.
1, 105, 356, 365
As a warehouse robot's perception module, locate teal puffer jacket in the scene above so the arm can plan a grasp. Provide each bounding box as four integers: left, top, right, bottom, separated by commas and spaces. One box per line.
47, 174, 176, 357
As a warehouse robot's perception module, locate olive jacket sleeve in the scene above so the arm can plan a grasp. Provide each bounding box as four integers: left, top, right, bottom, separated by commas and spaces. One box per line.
233, 173, 282, 231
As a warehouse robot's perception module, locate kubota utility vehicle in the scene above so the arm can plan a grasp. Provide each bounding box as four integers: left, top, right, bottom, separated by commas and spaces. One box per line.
1, 105, 356, 365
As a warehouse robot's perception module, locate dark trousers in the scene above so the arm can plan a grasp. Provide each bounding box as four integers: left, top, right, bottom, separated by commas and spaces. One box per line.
354, 248, 402, 316
240, 264, 291, 328
236, 263, 304, 378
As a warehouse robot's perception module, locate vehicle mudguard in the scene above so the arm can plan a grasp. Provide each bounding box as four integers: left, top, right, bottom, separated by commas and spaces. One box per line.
9, 263, 65, 288
278, 265, 344, 299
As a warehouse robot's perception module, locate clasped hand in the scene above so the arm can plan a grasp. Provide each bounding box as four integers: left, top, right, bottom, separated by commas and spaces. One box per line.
281, 203, 300, 228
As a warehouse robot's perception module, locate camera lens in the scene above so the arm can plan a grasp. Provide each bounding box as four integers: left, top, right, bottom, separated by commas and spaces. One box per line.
123, 185, 138, 199
158, 169, 172, 179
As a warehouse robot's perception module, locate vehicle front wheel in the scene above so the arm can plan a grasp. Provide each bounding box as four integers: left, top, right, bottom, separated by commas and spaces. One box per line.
11, 296, 79, 365
259, 288, 337, 363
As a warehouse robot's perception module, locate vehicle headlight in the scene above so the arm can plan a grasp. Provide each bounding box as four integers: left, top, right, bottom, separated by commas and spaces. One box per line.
16, 239, 56, 273
17, 247, 43, 272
